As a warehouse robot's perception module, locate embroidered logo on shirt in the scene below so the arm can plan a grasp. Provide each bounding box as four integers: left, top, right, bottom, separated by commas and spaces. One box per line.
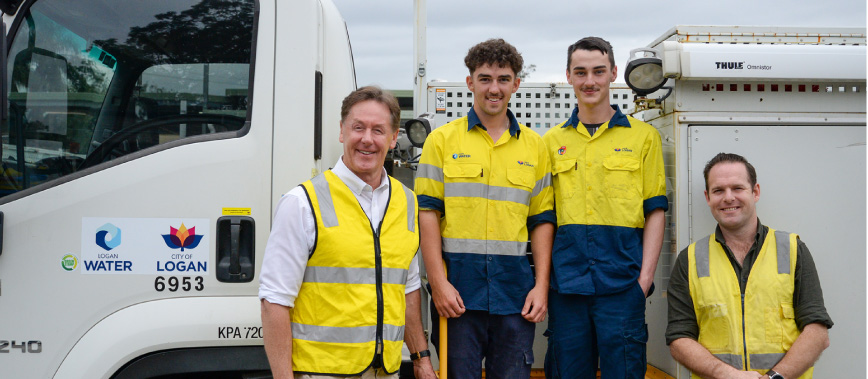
452, 153, 471, 159
558, 146, 566, 155
614, 147, 633, 153
517, 161, 535, 168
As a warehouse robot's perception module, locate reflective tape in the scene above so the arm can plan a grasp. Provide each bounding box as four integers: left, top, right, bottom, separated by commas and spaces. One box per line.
749, 352, 785, 370
694, 236, 711, 278
303, 266, 408, 285
531, 173, 552, 198
311, 174, 339, 228
402, 185, 416, 232
445, 182, 530, 206
416, 164, 443, 182
713, 353, 744, 370
442, 237, 527, 256
292, 323, 405, 343
774, 230, 791, 274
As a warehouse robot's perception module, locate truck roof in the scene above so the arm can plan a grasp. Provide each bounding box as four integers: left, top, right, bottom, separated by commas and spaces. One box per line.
648, 25, 866, 48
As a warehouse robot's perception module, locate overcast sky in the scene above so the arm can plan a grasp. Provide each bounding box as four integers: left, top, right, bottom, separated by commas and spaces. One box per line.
332, 0, 866, 89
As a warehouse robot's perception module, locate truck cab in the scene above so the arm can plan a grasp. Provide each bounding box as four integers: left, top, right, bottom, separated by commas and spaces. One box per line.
0, 0, 355, 377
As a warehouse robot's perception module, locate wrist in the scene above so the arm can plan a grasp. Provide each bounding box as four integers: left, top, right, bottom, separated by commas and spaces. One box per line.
410, 349, 430, 362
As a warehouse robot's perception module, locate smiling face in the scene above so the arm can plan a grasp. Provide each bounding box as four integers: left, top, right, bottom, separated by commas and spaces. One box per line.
704, 162, 761, 235
567, 48, 617, 109
467, 63, 520, 118
339, 99, 398, 187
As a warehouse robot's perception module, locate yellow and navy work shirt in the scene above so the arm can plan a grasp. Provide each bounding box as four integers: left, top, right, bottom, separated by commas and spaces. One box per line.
415, 108, 555, 315
543, 105, 668, 295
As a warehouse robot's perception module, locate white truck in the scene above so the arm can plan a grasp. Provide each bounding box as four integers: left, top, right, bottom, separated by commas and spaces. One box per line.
414, 26, 866, 377
0, 0, 358, 377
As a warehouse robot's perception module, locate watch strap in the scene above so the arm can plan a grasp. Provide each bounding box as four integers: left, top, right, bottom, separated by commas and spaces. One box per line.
410, 349, 430, 361
767, 370, 785, 379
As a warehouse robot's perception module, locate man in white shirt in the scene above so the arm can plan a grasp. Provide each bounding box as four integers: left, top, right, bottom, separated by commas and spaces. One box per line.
260, 86, 436, 379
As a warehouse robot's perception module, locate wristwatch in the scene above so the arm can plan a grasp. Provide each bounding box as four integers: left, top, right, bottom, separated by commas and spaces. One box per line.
410, 349, 430, 361
767, 370, 785, 379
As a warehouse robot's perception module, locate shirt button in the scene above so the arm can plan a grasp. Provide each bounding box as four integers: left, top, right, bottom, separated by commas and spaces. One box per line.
587, 186, 592, 190
590, 259, 596, 265
587, 210, 593, 215
586, 162, 592, 168
488, 256, 493, 261
488, 278, 492, 283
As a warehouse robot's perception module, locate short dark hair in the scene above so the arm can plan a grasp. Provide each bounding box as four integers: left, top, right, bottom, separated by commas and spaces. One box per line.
567, 36, 615, 71
703, 152, 758, 191
340, 86, 401, 132
464, 38, 523, 77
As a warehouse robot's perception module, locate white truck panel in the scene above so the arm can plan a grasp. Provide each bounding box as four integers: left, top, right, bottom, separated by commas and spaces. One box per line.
54, 297, 262, 378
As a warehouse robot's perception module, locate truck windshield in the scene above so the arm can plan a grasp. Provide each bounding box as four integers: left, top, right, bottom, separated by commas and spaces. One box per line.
1, 0, 255, 198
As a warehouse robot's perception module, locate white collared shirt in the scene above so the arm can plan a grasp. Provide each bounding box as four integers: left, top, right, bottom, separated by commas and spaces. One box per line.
258, 157, 421, 307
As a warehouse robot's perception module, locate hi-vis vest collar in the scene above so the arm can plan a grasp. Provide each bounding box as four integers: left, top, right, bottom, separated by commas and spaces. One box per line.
688, 229, 811, 378
292, 170, 419, 375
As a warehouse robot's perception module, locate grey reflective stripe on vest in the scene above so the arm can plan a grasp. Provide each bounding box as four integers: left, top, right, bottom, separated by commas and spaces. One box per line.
311, 174, 339, 228
303, 266, 409, 285
750, 352, 785, 370
416, 163, 443, 182
713, 353, 744, 370
445, 182, 531, 206
694, 236, 711, 278
531, 173, 552, 198
292, 323, 405, 343
442, 237, 527, 256
774, 230, 791, 274
402, 185, 416, 232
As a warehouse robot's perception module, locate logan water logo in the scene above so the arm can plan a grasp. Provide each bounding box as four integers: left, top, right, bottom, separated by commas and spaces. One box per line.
452, 153, 471, 159
95, 223, 122, 251
558, 146, 566, 155
162, 223, 203, 252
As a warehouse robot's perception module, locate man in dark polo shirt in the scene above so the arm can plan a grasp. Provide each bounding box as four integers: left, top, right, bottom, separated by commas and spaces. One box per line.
666, 153, 832, 379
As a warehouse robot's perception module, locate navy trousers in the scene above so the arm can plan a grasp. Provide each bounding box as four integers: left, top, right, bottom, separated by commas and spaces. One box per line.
431, 308, 535, 379
544, 283, 648, 379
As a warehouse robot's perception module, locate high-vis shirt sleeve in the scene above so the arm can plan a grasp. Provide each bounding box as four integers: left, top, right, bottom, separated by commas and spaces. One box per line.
528, 136, 555, 229
258, 188, 314, 308
642, 126, 669, 214
415, 129, 446, 213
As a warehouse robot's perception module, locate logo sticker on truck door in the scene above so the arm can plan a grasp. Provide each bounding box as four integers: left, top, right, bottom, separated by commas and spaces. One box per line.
81, 218, 210, 275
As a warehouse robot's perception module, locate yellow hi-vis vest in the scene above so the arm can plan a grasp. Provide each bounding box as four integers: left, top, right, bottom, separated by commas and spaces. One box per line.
687, 229, 811, 378
293, 170, 419, 375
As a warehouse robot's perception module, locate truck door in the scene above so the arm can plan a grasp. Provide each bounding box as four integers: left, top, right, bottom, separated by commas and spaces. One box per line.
0, 0, 271, 377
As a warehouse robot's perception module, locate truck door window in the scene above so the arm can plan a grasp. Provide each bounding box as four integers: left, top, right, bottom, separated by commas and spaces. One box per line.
1, 0, 255, 199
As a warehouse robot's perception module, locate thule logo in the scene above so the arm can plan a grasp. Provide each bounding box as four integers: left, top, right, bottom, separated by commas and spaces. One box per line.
715, 61, 744, 69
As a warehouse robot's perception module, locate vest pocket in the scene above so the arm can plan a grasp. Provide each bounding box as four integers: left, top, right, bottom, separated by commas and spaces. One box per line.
767, 303, 799, 347
698, 303, 730, 352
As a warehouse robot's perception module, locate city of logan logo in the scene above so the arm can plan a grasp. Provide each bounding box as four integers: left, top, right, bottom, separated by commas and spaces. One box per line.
517, 161, 535, 168
162, 223, 204, 252
95, 223, 122, 251
614, 148, 633, 153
